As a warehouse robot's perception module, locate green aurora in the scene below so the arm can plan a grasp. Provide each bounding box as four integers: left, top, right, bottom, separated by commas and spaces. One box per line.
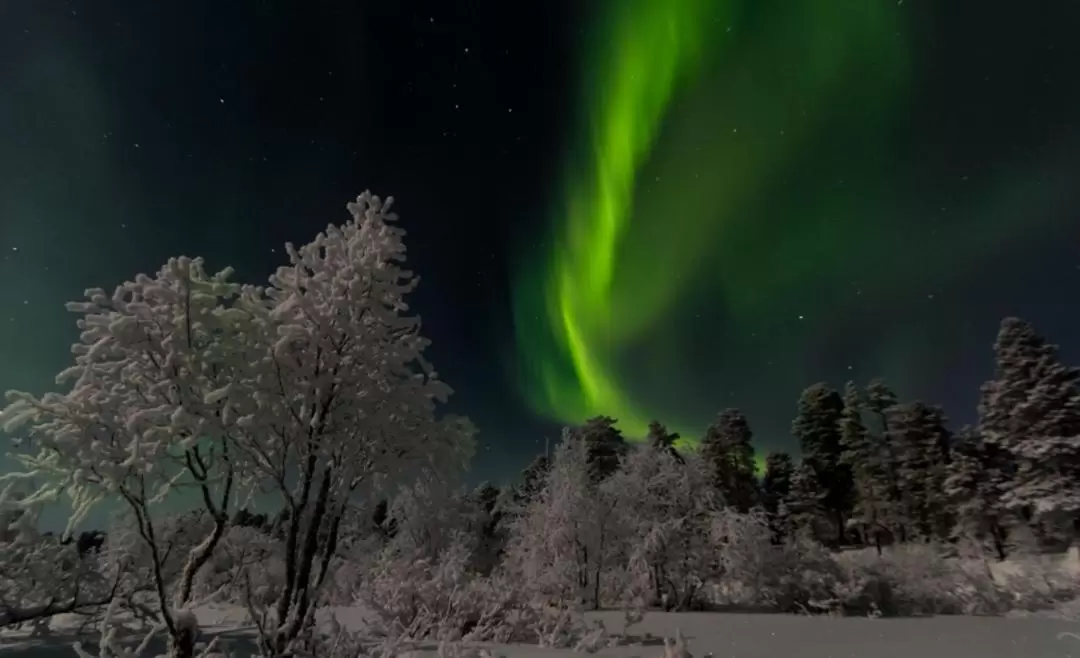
511, 0, 1076, 447
513, 0, 907, 441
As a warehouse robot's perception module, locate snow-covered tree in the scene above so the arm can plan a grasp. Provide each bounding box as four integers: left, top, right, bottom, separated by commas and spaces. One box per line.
979, 317, 1080, 542
605, 443, 723, 610
761, 451, 794, 543
781, 460, 830, 543
0, 255, 249, 658
0, 191, 472, 657
839, 381, 892, 552
887, 401, 953, 541
791, 383, 852, 544
645, 420, 681, 457
500, 427, 598, 606
570, 416, 626, 482
944, 427, 1013, 560
224, 192, 475, 656
0, 483, 119, 630
699, 409, 758, 512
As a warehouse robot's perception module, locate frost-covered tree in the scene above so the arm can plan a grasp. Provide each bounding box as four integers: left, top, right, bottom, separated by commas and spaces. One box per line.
760, 452, 793, 515
469, 481, 509, 576
865, 379, 899, 434
645, 420, 681, 457
944, 427, 1013, 560
224, 192, 474, 656
0, 191, 472, 657
887, 401, 953, 541
500, 427, 598, 606
383, 479, 479, 562
979, 317, 1080, 542
605, 442, 721, 610
0, 255, 249, 658
699, 409, 758, 512
517, 453, 551, 504
791, 383, 852, 544
780, 460, 830, 543
839, 381, 892, 552
0, 483, 119, 629
760, 451, 794, 543
862, 378, 909, 540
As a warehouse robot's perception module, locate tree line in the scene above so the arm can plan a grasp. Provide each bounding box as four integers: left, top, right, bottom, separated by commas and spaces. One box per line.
489, 316, 1080, 563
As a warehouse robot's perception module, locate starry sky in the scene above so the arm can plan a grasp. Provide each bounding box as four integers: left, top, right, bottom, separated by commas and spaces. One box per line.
1, 0, 1079, 486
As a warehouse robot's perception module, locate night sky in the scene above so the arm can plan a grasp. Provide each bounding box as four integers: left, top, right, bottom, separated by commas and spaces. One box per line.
2, 0, 1079, 486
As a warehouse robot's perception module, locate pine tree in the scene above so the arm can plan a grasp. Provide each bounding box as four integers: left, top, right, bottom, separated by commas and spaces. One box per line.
520, 454, 551, 498
979, 317, 1080, 541
782, 460, 830, 543
839, 381, 892, 552
887, 401, 953, 541
864, 378, 908, 541
572, 416, 628, 482
944, 427, 1012, 560
700, 409, 759, 512
646, 420, 683, 462
761, 451, 795, 543
865, 379, 899, 434
791, 383, 852, 545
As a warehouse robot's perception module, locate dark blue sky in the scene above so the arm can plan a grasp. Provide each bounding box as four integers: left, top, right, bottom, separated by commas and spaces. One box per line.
1, 0, 1079, 492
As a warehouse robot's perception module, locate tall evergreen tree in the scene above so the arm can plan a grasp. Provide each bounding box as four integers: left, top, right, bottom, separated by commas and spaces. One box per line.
521, 454, 551, 496
572, 416, 628, 482
761, 452, 794, 515
944, 426, 1013, 560
887, 401, 953, 541
761, 451, 795, 543
700, 409, 759, 512
782, 460, 830, 543
791, 383, 852, 545
979, 317, 1080, 541
864, 378, 907, 540
646, 420, 683, 461
865, 379, 899, 435
839, 381, 892, 552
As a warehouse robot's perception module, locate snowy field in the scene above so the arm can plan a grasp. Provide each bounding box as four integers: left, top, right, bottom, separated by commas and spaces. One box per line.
5, 605, 1080, 658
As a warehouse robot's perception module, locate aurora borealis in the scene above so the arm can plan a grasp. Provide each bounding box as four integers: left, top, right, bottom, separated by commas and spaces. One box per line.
513, 0, 1080, 445
2, 1, 1080, 482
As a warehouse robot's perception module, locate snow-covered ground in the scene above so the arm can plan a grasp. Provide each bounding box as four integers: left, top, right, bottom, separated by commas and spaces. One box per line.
4, 605, 1080, 658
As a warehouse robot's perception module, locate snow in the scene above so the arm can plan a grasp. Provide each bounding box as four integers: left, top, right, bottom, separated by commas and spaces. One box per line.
4, 604, 1080, 658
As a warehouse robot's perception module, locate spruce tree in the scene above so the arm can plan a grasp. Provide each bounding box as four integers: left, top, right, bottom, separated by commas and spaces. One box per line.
944, 427, 1012, 560
979, 317, 1080, 541
839, 381, 892, 552
887, 401, 953, 541
518, 453, 552, 504
646, 420, 683, 461
572, 416, 628, 482
791, 383, 852, 545
864, 378, 907, 540
700, 408, 759, 512
761, 451, 795, 542
865, 378, 899, 434
782, 460, 830, 543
